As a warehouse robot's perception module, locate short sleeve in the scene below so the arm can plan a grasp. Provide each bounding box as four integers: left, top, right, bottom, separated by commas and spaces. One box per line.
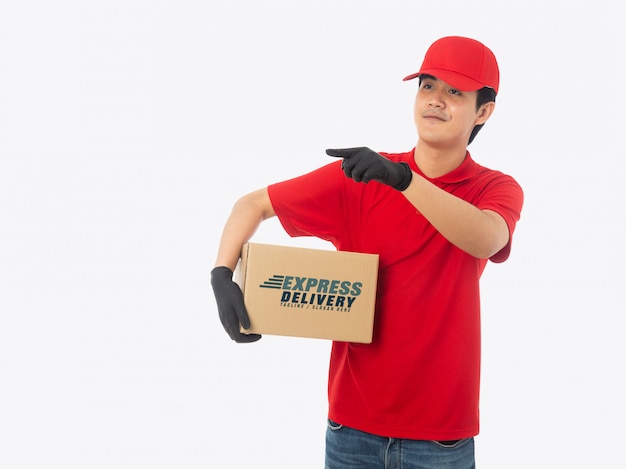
267, 161, 347, 245
477, 174, 524, 263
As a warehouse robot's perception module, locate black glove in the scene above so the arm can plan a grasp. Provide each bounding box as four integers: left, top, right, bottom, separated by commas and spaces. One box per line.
211, 266, 261, 343
326, 147, 412, 191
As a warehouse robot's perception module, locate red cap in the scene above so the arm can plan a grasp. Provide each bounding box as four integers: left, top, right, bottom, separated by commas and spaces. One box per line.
403, 36, 499, 93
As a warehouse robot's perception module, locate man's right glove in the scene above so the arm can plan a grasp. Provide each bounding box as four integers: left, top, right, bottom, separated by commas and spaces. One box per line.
211, 266, 261, 343
326, 147, 413, 191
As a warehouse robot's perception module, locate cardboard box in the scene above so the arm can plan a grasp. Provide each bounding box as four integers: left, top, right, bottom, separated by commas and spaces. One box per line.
235, 242, 379, 343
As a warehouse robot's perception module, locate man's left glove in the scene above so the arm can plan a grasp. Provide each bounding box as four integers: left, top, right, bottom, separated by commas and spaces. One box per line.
211, 266, 262, 343
326, 147, 412, 191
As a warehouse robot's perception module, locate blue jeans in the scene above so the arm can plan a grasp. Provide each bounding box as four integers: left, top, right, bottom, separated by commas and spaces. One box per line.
325, 420, 475, 469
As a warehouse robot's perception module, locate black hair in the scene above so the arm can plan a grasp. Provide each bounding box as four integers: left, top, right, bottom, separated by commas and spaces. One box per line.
468, 86, 497, 145
418, 75, 497, 145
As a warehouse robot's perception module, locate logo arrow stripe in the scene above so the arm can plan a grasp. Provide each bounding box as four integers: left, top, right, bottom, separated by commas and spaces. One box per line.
259, 274, 285, 289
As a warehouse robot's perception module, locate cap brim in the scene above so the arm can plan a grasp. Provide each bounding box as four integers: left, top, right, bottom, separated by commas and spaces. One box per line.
402, 68, 486, 92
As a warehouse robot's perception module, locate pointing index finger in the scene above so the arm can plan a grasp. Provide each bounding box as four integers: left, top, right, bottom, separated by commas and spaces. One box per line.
326, 148, 357, 158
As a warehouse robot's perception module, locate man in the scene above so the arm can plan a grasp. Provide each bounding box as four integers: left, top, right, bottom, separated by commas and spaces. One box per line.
211, 36, 523, 468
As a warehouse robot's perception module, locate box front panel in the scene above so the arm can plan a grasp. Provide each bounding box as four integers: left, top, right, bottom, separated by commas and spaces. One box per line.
241, 243, 378, 343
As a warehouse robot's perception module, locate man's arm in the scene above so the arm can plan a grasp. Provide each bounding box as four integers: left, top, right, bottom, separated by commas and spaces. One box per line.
326, 147, 509, 259
402, 174, 509, 259
214, 188, 276, 270
211, 188, 275, 343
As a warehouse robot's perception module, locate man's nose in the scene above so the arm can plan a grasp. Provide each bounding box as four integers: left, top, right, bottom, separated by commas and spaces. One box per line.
429, 91, 445, 107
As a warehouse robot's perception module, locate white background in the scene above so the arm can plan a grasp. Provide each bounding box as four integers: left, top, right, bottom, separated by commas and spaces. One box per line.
1, 0, 623, 467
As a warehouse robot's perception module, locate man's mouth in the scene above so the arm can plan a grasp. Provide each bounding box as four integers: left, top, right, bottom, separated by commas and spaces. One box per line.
422, 112, 446, 121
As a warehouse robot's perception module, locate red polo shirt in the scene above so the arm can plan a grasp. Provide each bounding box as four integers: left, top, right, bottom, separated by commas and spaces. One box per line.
267, 149, 523, 440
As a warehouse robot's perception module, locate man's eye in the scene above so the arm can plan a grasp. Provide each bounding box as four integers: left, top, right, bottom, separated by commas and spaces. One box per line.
449, 89, 462, 96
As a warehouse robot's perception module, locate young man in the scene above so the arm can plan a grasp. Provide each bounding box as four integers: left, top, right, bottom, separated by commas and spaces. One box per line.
211, 36, 523, 468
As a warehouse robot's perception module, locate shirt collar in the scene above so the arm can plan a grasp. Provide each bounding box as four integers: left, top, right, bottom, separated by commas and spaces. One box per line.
406, 149, 480, 184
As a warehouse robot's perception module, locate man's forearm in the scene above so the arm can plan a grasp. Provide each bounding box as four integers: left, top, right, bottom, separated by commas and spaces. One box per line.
214, 188, 276, 270
402, 173, 509, 259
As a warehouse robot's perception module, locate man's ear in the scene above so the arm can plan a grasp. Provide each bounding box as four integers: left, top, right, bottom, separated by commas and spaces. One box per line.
475, 101, 495, 125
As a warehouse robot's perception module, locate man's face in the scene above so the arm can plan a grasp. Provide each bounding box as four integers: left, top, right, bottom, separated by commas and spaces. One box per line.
413, 76, 491, 149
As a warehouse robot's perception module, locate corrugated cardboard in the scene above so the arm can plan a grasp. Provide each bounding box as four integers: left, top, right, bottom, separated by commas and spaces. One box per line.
235, 242, 379, 343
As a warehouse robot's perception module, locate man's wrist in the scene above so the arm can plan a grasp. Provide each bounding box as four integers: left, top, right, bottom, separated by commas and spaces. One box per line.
394, 162, 413, 191
211, 266, 233, 280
